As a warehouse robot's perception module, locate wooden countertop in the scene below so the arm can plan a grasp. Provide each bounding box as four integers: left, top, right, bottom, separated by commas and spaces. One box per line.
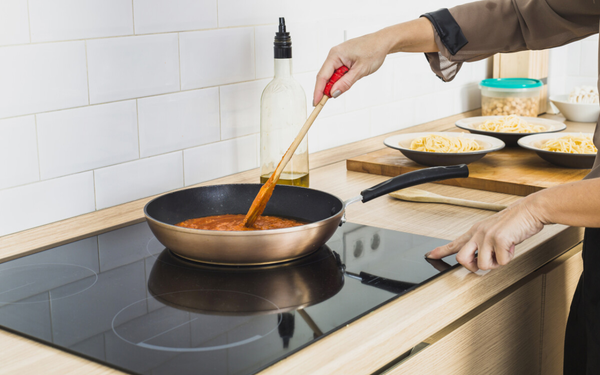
0, 110, 592, 374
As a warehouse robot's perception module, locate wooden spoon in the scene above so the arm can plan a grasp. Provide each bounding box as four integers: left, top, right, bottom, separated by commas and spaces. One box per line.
389, 187, 508, 211
242, 66, 349, 228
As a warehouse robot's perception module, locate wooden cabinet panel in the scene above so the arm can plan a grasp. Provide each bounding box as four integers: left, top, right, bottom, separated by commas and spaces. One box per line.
541, 246, 583, 375
388, 276, 544, 375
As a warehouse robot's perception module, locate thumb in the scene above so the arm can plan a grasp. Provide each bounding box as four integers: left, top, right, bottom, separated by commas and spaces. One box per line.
328, 68, 361, 98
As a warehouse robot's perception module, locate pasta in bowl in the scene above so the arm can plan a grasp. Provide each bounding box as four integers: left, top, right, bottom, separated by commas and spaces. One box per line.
384, 132, 505, 166
455, 115, 566, 146
518, 132, 597, 169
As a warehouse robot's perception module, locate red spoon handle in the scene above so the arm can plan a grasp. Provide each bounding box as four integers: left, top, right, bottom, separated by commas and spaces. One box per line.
323, 66, 349, 97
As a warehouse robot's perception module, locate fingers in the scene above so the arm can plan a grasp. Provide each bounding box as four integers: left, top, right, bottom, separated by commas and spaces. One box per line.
327, 67, 361, 99
427, 231, 471, 259
313, 61, 336, 106
455, 240, 479, 273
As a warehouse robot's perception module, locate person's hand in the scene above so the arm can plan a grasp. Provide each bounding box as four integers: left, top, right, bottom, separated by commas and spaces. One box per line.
313, 32, 391, 106
425, 197, 545, 272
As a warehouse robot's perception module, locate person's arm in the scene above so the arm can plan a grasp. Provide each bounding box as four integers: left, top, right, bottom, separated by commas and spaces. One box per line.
312, 18, 437, 105
314, 0, 598, 105
426, 177, 600, 272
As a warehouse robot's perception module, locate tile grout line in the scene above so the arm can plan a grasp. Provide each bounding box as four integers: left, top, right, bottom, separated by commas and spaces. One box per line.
178, 33, 182, 90
93, 170, 98, 211
136, 100, 141, 158
0, 76, 281, 122
181, 150, 186, 187
34, 114, 41, 181
131, 0, 136, 35
85, 40, 91, 105
26, 0, 32, 43
0, 24, 279, 49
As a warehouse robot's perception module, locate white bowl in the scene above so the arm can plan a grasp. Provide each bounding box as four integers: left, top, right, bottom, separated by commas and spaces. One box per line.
455, 116, 566, 146
550, 95, 600, 123
384, 132, 505, 166
518, 132, 597, 169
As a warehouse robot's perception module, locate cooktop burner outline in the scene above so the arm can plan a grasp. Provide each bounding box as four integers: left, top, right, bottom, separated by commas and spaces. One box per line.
111, 289, 282, 353
0, 263, 98, 305
0, 221, 457, 375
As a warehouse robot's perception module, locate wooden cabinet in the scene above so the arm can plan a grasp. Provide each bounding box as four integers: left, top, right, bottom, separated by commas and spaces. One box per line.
386, 245, 583, 375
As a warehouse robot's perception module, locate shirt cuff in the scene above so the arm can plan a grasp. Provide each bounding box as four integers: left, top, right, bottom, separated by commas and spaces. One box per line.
420, 8, 468, 55
421, 9, 468, 82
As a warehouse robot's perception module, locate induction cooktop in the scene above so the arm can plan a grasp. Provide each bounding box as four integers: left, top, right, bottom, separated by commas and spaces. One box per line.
0, 221, 457, 375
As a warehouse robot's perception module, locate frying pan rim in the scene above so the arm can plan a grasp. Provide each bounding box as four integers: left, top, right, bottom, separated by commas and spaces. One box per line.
143, 183, 346, 236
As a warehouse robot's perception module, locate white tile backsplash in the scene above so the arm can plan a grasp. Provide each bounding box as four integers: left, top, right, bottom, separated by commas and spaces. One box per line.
255, 25, 277, 80
0, 42, 88, 119
0, 172, 95, 236
0, 116, 39, 190
344, 62, 394, 111
29, 0, 133, 43
94, 152, 183, 209
369, 98, 415, 137
183, 134, 258, 185
87, 34, 180, 104
180, 28, 255, 90
0, 0, 30, 46
138, 88, 220, 158
1, 0, 588, 236
308, 110, 370, 153
133, 0, 217, 34
218, 0, 283, 28
579, 40, 598, 77
220, 80, 269, 140
37, 101, 139, 179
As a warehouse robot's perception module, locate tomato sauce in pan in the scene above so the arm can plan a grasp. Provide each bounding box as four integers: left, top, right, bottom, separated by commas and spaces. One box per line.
176, 214, 307, 231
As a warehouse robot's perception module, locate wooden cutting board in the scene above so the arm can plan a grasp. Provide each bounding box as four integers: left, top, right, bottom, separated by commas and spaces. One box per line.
346, 147, 590, 196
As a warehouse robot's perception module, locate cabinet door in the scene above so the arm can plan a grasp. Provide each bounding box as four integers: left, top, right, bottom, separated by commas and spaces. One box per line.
541, 247, 583, 375
388, 275, 544, 375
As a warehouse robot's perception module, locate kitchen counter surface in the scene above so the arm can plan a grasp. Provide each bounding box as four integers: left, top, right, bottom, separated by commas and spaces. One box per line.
0, 109, 592, 374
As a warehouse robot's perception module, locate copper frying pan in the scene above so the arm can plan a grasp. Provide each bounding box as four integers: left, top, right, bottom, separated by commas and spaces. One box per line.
144, 164, 469, 265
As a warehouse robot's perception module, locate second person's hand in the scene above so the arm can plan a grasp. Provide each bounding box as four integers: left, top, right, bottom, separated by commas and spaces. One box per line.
425, 196, 545, 273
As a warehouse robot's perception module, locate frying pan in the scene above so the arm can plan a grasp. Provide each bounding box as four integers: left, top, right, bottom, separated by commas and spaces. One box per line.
144, 164, 469, 265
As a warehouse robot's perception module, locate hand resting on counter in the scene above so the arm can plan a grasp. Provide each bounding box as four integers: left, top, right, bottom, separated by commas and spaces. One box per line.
426, 177, 600, 272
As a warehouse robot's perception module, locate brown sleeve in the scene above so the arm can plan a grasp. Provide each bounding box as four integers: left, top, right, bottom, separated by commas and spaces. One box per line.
423, 0, 599, 82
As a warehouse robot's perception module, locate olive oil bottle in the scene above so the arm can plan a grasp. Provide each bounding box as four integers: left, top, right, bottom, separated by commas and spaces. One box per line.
259, 17, 309, 187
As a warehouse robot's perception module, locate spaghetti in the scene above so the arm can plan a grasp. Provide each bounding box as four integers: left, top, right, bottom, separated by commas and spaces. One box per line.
479, 115, 545, 133
409, 134, 481, 153
541, 135, 597, 154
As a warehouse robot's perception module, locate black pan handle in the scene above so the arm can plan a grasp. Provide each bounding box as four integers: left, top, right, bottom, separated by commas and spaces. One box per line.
360, 164, 469, 203
357, 271, 416, 294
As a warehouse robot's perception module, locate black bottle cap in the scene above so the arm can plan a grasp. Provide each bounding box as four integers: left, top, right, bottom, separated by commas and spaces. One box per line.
274, 17, 292, 59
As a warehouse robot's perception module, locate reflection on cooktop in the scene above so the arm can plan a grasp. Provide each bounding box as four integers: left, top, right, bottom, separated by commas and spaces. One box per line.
0, 222, 456, 375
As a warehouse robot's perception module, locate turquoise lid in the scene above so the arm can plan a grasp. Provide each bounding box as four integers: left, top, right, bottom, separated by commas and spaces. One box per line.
480, 78, 542, 89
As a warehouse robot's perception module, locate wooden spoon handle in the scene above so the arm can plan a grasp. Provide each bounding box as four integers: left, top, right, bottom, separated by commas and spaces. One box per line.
389, 190, 507, 212
242, 66, 349, 227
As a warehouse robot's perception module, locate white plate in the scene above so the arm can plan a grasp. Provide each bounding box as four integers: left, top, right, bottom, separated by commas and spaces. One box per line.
455, 116, 566, 146
384, 132, 505, 166
518, 132, 597, 169
550, 95, 600, 123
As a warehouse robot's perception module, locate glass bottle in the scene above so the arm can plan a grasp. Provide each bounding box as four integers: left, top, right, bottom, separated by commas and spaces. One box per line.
260, 17, 309, 187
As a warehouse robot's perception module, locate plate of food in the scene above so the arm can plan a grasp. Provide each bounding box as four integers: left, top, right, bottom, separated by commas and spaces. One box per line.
517, 132, 597, 169
455, 115, 567, 146
384, 132, 505, 166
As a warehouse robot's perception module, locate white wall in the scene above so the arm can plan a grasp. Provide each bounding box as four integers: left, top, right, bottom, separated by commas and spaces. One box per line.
548, 34, 599, 101
3, 0, 580, 237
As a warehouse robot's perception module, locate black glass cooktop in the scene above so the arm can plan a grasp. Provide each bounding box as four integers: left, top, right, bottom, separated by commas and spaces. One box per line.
0, 222, 456, 375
